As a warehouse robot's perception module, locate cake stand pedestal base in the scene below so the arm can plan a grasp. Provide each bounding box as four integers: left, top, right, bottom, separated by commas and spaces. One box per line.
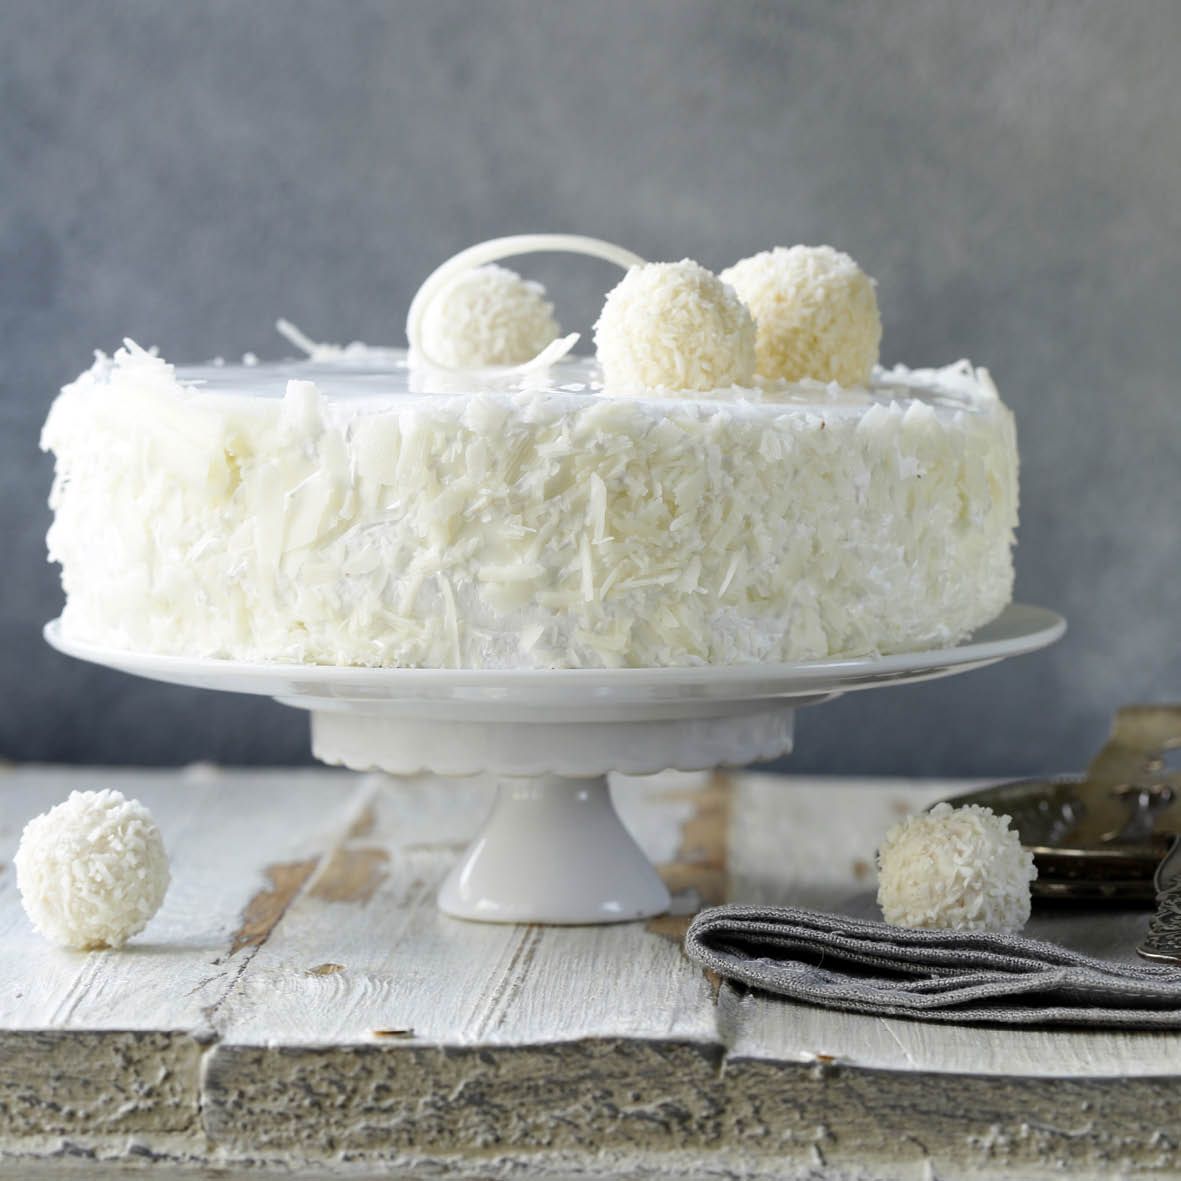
308, 705, 805, 924
437, 775, 670, 924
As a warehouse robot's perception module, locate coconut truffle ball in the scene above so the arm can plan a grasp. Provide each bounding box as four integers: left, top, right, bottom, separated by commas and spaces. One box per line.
720, 245, 881, 386
14, 789, 170, 950
876, 802, 1036, 933
594, 260, 757, 391
419, 263, 560, 368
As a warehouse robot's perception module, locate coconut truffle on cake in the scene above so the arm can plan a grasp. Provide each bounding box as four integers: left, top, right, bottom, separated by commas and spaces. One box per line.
14, 789, 170, 950
876, 802, 1036, 933
417, 263, 560, 369
720, 245, 881, 386
594, 260, 756, 390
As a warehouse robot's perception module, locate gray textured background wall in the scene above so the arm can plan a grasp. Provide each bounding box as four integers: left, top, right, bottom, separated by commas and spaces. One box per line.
3, 0, 1178, 776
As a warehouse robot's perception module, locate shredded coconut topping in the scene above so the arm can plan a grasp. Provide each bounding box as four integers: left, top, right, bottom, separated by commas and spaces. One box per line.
41, 343, 1018, 671
418, 264, 560, 369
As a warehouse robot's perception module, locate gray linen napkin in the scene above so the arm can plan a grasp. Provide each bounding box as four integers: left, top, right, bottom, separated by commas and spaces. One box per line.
685, 904, 1181, 1028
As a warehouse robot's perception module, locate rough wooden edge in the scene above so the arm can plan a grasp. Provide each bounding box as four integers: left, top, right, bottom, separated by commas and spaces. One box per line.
0, 1030, 203, 1140
8, 1036, 1176, 1178
196, 1040, 1181, 1176
722, 1055, 1181, 1177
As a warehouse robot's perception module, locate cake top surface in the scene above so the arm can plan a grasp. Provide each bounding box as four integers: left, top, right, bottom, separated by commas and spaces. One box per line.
74, 233, 1001, 418
169, 347, 998, 419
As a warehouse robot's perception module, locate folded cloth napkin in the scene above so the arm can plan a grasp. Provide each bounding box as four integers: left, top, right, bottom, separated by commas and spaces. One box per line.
685, 904, 1181, 1028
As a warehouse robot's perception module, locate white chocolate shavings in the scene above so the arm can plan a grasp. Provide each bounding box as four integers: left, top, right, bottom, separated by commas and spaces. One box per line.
876, 802, 1036, 933
418, 264, 560, 369
277, 318, 344, 360
405, 234, 644, 376
721, 245, 881, 386
41, 344, 1017, 670
594, 260, 757, 392
14, 789, 170, 950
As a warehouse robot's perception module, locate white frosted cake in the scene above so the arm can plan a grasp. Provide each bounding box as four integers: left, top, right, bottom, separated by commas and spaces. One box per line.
42, 343, 1017, 669
42, 234, 1019, 670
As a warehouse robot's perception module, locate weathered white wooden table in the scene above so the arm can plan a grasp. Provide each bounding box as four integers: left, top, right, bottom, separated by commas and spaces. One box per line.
1, 764, 1178, 1180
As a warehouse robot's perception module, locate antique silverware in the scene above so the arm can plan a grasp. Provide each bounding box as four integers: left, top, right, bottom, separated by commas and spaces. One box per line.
943, 705, 1181, 903
1138, 837, 1181, 964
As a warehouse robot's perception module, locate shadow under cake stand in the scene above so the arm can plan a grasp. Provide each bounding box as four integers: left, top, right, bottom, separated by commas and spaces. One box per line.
44, 604, 1064, 925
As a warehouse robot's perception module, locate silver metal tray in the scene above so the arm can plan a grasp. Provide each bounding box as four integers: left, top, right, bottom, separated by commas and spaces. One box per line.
942, 706, 1181, 902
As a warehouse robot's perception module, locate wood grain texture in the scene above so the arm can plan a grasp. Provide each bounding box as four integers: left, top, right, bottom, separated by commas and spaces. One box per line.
2, 763, 1180, 1179
209, 770, 716, 1049
0, 764, 359, 1033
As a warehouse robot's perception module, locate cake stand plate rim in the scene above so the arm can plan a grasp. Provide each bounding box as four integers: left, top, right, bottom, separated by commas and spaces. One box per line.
41, 604, 1067, 703
42, 603, 1064, 706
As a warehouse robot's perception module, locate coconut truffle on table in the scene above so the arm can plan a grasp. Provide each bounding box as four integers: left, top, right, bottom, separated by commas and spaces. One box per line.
876, 802, 1036, 933
14, 789, 170, 950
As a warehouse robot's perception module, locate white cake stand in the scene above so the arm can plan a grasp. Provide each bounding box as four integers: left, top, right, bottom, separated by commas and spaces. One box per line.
44, 604, 1063, 925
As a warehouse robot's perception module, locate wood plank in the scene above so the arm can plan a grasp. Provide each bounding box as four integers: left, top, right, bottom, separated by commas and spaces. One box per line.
193, 767, 734, 1166
209, 769, 719, 1048
0, 764, 361, 1033
0, 763, 361, 1149
717, 1059, 1181, 1180
723, 776, 1181, 1078
4, 764, 1181, 1179
728, 774, 954, 910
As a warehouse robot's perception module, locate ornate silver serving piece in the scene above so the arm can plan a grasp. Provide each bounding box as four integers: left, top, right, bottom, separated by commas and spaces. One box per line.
944, 707, 1181, 930
1138, 838, 1181, 964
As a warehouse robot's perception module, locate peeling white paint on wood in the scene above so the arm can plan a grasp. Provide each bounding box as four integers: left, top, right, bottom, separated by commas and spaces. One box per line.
0, 765, 360, 1032
212, 769, 716, 1048
1, 763, 1180, 1179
